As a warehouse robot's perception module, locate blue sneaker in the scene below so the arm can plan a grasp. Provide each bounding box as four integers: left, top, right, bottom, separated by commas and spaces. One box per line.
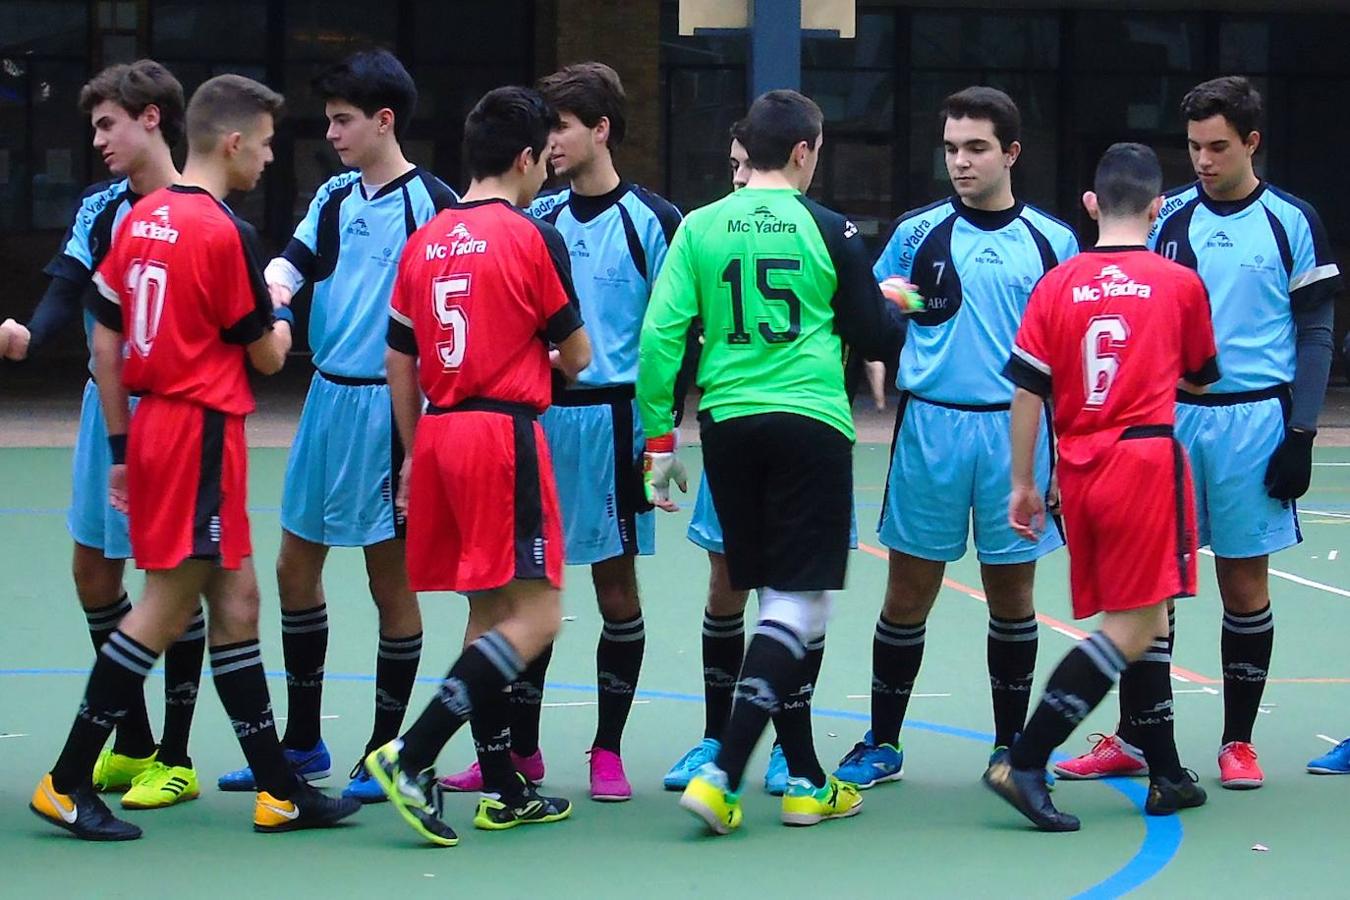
995, 746, 1055, 789
663, 738, 720, 791
832, 730, 903, 789
1308, 737, 1350, 774
763, 743, 788, 796
342, 761, 389, 803
217, 740, 332, 792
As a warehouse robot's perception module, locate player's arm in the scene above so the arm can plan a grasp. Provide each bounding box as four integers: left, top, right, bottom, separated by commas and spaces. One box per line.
86, 261, 132, 510
3, 275, 88, 361
818, 210, 907, 363
222, 217, 292, 374
1003, 292, 1055, 541
552, 326, 591, 379
244, 316, 292, 375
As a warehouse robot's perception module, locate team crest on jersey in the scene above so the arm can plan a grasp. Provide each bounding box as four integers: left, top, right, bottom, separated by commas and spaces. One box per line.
572, 238, 590, 258
1072, 264, 1153, 302
844, 220, 858, 239
346, 216, 370, 237
1205, 230, 1235, 249
131, 206, 180, 244
727, 205, 797, 235
975, 247, 1003, 265
426, 223, 487, 259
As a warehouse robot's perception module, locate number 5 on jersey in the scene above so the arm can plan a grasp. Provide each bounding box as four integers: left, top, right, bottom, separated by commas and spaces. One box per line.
1083, 314, 1129, 408
433, 274, 469, 370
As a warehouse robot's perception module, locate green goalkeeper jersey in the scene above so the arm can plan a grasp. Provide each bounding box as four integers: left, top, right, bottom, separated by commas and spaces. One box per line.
638, 186, 903, 442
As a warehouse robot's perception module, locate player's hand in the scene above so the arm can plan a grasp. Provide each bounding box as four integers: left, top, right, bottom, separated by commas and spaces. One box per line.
395, 456, 412, 518
268, 282, 294, 310
549, 348, 563, 370
1046, 470, 1061, 516
109, 464, 128, 514
878, 276, 925, 315
1, 318, 31, 361
1009, 481, 1045, 541
1264, 427, 1314, 501
643, 433, 687, 512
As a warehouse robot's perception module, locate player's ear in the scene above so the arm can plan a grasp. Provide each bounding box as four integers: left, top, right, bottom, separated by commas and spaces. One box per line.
1082, 191, 1100, 221
376, 107, 395, 137
1244, 129, 1261, 157
1147, 194, 1164, 223
221, 130, 244, 157
593, 115, 610, 146
1005, 140, 1022, 168
139, 103, 162, 134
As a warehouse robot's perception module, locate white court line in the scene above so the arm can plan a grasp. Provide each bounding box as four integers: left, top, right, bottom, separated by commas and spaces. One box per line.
1302, 508, 1350, 520
1317, 734, 1341, 745
0, 733, 29, 740
1198, 548, 1350, 599
1332, 551, 1340, 561
1312, 463, 1350, 467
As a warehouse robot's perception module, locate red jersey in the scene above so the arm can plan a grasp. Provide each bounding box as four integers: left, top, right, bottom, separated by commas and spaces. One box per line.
388, 199, 583, 411
1008, 247, 1218, 464
90, 185, 273, 416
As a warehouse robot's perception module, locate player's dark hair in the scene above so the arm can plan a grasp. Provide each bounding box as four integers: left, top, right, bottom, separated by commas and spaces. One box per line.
940, 86, 1021, 151
1181, 75, 1263, 140
537, 62, 626, 147
79, 59, 185, 148
729, 118, 746, 145
739, 90, 823, 171
463, 86, 561, 180
1094, 143, 1163, 218
186, 74, 284, 153
312, 49, 417, 140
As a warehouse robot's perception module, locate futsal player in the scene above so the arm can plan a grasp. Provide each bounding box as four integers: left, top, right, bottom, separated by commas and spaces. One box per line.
364, 86, 590, 846
30, 74, 360, 841
1, 60, 206, 810
217, 49, 456, 803
639, 89, 907, 833
440, 62, 680, 802
986, 143, 1215, 830
836, 87, 1079, 788
1056, 77, 1343, 790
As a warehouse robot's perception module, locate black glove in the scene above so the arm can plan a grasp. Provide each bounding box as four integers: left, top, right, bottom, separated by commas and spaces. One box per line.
1264, 427, 1315, 501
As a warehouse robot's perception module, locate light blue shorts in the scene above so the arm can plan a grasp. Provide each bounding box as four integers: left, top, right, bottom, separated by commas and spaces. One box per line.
878, 395, 1062, 565
280, 372, 402, 547
1175, 395, 1300, 558
541, 390, 654, 565
68, 379, 133, 559
687, 472, 858, 553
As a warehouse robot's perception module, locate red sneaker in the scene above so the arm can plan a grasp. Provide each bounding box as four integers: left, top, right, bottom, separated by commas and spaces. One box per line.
437, 749, 546, 792
1218, 741, 1264, 790
1052, 733, 1149, 780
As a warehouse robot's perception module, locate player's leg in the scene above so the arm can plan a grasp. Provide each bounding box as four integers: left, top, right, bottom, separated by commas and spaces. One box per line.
204, 558, 359, 833
1215, 554, 1273, 786
276, 532, 332, 755
33, 563, 209, 841
589, 553, 643, 799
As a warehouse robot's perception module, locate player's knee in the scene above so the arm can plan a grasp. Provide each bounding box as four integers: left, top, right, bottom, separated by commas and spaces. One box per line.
72, 546, 124, 607
210, 584, 261, 641
758, 588, 831, 643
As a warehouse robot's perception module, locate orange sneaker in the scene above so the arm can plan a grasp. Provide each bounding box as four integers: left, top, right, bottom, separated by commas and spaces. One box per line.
1218, 741, 1264, 790
1052, 733, 1149, 780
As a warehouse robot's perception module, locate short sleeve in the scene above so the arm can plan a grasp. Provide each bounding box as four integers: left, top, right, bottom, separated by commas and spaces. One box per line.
386, 252, 417, 356
1288, 202, 1343, 312
280, 174, 356, 282
219, 219, 274, 345
1005, 278, 1054, 396
536, 222, 584, 344
86, 216, 132, 332
1181, 274, 1219, 385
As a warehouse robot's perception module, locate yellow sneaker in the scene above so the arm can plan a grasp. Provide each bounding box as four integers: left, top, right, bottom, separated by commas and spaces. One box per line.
121, 762, 199, 809
92, 748, 157, 792
253, 783, 361, 834
678, 763, 742, 835
780, 774, 863, 826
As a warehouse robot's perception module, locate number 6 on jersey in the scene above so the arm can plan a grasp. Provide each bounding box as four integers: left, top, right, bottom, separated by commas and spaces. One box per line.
1083, 315, 1128, 408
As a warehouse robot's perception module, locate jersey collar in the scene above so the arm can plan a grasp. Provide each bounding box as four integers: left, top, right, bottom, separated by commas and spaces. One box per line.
359, 166, 422, 201
1084, 245, 1149, 253
568, 181, 631, 223
953, 197, 1025, 232
1198, 179, 1266, 217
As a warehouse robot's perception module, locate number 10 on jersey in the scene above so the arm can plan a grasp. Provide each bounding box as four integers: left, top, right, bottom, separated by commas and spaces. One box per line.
433, 274, 469, 370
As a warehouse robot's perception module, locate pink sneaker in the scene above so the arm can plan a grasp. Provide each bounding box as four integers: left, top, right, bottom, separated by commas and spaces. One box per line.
437, 749, 547, 792
1052, 733, 1149, 780
1218, 741, 1264, 790
588, 748, 632, 801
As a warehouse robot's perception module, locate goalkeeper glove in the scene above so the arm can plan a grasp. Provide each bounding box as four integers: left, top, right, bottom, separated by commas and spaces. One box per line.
643, 432, 687, 508
1264, 427, 1314, 501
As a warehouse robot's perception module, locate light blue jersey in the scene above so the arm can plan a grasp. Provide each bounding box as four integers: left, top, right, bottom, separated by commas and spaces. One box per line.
530, 182, 681, 387
874, 199, 1078, 405
1150, 181, 1342, 393
43, 178, 137, 372
280, 167, 456, 379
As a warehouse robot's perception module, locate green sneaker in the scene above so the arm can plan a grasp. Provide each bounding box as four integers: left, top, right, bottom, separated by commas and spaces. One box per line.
92, 748, 157, 792
364, 741, 459, 847
473, 778, 572, 831
122, 762, 199, 809
780, 774, 863, 826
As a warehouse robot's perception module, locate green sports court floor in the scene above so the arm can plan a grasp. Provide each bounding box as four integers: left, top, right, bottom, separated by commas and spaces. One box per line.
2, 442, 1349, 898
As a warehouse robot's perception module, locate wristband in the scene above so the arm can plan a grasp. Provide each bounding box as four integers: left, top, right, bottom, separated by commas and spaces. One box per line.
646, 433, 676, 453
273, 305, 295, 326
108, 434, 128, 465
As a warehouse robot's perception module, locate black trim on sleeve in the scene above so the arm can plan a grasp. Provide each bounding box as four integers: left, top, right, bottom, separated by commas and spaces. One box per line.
1184, 355, 1220, 387
1004, 355, 1051, 397
84, 286, 123, 332
310, 180, 357, 282
630, 184, 682, 246
222, 311, 267, 345
530, 216, 584, 313
386, 318, 418, 356
545, 302, 583, 345
220, 212, 275, 344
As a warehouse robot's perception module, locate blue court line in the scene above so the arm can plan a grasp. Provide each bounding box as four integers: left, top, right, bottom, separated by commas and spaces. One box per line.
0, 667, 1178, 897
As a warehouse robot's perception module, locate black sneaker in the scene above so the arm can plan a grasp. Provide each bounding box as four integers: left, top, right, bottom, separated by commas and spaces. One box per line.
473, 779, 572, 831
254, 781, 361, 833
30, 774, 142, 841
364, 741, 459, 846
983, 749, 1081, 832
1146, 769, 1208, 816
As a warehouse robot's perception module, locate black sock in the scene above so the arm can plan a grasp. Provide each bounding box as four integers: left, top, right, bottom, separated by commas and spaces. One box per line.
593, 613, 644, 753
702, 610, 745, 741
988, 614, 1039, 748
52, 630, 156, 793
366, 632, 422, 754
509, 642, 551, 757
716, 621, 806, 792
280, 605, 328, 750
211, 641, 295, 800
1221, 604, 1274, 745
158, 607, 205, 767
1118, 607, 1173, 748
1011, 632, 1127, 771
872, 616, 925, 747
85, 595, 156, 759
1120, 638, 1183, 781
400, 631, 525, 774
772, 633, 826, 785
472, 686, 522, 800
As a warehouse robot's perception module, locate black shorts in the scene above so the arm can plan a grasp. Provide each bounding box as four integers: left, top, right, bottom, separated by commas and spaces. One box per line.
700, 411, 852, 592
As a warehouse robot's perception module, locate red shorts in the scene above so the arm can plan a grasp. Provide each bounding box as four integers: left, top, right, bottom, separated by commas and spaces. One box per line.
405, 404, 564, 593
1059, 428, 1197, 619
127, 395, 251, 570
